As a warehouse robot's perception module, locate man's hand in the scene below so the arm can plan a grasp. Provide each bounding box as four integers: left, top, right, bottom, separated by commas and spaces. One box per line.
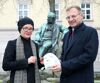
51, 64, 62, 72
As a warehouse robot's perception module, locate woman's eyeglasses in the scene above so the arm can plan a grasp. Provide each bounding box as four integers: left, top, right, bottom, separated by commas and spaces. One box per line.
22, 27, 33, 32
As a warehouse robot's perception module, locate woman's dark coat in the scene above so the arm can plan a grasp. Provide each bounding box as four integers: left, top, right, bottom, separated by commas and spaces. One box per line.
2, 37, 43, 83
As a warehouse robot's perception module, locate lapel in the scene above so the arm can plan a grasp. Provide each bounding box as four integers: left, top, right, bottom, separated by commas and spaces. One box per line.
63, 32, 70, 53
64, 23, 85, 56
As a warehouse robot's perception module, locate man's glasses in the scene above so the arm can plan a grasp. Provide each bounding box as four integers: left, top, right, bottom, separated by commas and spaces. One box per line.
66, 14, 80, 20
22, 27, 33, 32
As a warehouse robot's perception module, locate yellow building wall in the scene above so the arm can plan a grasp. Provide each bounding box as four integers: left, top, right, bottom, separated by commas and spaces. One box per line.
60, 0, 100, 28
0, 0, 49, 30
0, 0, 17, 29
30, 0, 49, 29
0, 0, 100, 30
92, 4, 100, 28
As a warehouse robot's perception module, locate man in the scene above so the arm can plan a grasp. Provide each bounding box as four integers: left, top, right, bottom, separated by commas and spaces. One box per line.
33, 12, 68, 57
51, 6, 99, 83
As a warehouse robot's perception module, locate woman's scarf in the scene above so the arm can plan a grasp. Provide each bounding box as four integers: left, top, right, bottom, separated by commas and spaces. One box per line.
14, 37, 41, 83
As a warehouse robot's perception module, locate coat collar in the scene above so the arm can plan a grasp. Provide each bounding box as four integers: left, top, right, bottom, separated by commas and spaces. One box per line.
68, 22, 85, 33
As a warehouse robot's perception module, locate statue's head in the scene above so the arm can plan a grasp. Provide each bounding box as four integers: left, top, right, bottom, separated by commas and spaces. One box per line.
47, 12, 56, 24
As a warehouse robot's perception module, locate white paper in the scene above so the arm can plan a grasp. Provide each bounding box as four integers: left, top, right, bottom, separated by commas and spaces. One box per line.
43, 53, 60, 69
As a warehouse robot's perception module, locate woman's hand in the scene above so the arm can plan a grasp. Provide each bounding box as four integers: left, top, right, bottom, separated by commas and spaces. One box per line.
40, 57, 44, 64
28, 56, 37, 64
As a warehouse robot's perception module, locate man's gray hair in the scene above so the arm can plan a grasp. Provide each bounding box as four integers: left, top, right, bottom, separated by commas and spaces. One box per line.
66, 5, 81, 12
66, 5, 83, 16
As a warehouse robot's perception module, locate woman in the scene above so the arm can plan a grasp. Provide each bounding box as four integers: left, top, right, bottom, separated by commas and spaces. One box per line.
2, 17, 43, 83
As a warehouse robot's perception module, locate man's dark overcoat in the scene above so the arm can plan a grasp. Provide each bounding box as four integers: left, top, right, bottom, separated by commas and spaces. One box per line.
60, 23, 99, 83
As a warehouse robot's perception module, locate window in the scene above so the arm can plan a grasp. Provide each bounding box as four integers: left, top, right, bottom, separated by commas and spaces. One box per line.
18, 4, 28, 19
81, 3, 92, 20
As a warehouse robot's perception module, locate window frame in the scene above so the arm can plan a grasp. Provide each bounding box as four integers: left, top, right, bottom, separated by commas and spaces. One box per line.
18, 4, 29, 19
81, 3, 93, 20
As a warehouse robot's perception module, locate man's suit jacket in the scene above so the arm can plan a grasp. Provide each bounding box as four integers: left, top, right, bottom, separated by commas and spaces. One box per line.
60, 23, 99, 83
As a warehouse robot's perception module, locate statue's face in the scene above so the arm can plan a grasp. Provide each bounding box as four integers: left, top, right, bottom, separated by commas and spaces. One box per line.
47, 17, 55, 24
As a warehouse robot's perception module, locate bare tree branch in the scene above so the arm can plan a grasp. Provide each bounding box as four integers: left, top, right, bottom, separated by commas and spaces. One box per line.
93, 0, 100, 5
0, 0, 9, 12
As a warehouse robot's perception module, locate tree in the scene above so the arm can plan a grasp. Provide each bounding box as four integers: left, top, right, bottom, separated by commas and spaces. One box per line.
48, 0, 55, 12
